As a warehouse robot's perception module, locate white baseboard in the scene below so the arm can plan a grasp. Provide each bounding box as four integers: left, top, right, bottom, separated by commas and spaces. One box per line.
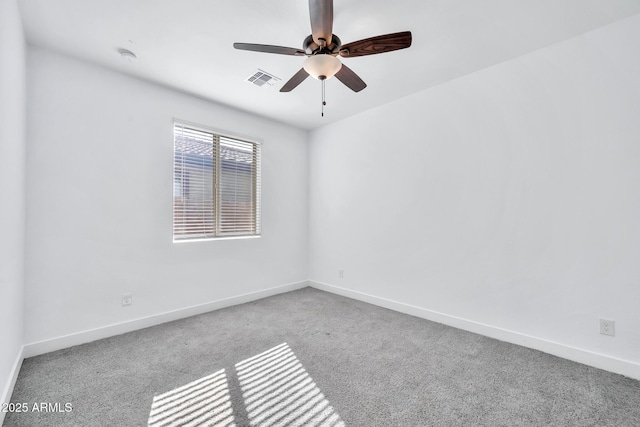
23, 281, 309, 359
18, 279, 640, 381
309, 280, 640, 380
1, 345, 24, 425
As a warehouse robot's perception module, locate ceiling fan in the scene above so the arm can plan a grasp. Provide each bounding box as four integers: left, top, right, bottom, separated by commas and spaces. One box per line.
233, 0, 412, 96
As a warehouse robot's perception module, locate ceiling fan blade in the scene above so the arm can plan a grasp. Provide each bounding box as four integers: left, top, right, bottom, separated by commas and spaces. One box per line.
309, 0, 333, 47
234, 43, 306, 56
339, 31, 412, 58
280, 68, 310, 92
334, 64, 366, 92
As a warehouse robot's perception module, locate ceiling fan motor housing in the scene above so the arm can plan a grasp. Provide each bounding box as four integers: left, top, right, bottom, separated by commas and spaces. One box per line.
303, 34, 341, 55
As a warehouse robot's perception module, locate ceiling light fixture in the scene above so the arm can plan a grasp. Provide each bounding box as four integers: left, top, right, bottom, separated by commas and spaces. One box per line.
303, 54, 342, 80
302, 54, 342, 117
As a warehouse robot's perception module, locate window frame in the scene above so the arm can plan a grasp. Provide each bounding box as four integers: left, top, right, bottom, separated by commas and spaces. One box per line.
172, 120, 262, 243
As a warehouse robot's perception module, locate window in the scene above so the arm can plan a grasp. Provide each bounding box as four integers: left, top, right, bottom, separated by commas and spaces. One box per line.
173, 122, 261, 241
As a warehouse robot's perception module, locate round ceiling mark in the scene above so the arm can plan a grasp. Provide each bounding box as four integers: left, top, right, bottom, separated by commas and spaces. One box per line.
117, 48, 137, 62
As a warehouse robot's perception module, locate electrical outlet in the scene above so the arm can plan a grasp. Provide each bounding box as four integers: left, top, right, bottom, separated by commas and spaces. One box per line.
122, 293, 133, 307
600, 319, 615, 336
339, 269, 344, 279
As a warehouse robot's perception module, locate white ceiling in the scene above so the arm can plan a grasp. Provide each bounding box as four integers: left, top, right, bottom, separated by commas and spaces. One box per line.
18, 0, 640, 130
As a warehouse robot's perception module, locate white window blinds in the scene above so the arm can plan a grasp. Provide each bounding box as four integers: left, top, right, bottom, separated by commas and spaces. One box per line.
173, 123, 261, 241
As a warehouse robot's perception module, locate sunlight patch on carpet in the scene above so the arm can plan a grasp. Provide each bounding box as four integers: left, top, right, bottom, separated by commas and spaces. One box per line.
147, 343, 344, 426
236, 343, 345, 427
148, 369, 236, 427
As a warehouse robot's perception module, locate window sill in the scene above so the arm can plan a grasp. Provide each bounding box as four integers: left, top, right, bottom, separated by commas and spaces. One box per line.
173, 235, 261, 243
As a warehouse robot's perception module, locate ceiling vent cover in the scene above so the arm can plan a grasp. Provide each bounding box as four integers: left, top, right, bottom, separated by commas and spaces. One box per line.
245, 69, 281, 87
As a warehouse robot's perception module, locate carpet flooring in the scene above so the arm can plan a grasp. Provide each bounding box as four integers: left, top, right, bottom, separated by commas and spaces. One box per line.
4, 287, 640, 426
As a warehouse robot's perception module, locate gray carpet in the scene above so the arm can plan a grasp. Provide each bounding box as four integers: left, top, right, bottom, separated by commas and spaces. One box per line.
4, 287, 640, 426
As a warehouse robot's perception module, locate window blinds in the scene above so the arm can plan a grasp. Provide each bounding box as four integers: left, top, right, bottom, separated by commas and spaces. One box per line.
173, 123, 261, 240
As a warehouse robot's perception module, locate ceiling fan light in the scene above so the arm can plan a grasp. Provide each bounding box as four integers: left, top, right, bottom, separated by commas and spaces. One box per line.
303, 54, 342, 80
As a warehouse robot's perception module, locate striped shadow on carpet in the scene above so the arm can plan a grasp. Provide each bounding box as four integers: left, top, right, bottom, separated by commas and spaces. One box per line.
147, 342, 344, 427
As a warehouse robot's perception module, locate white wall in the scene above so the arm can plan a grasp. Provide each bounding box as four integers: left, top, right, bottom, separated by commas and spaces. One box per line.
309, 15, 640, 374
24, 48, 308, 345
0, 0, 26, 409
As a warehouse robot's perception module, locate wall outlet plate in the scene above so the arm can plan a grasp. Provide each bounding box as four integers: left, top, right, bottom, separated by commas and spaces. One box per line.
122, 293, 133, 306
600, 319, 615, 336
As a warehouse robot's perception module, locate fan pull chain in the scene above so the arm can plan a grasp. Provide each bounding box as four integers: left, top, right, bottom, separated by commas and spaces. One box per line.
321, 79, 326, 117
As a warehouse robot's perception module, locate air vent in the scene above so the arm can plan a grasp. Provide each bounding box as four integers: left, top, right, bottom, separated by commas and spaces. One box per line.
245, 69, 281, 87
